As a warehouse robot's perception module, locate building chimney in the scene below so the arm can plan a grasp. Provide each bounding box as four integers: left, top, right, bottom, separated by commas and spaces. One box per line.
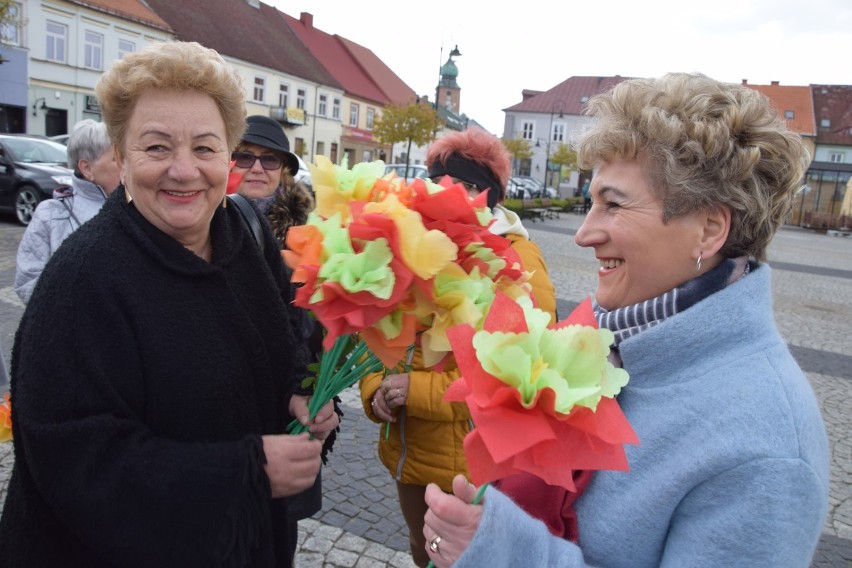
771, 80, 780, 86
300, 12, 313, 29
741, 79, 748, 85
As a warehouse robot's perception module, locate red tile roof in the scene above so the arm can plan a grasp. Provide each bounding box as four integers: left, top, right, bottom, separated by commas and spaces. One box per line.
811, 84, 852, 146
141, 0, 341, 88
741, 80, 815, 136
505, 76, 632, 115
281, 12, 390, 105
66, 0, 172, 31
336, 36, 417, 106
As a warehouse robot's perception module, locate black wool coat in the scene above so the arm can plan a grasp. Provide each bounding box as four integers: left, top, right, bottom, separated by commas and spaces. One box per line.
0, 187, 309, 567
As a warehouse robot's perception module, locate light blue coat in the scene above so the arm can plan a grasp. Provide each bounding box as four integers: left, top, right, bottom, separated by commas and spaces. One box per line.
14, 176, 107, 304
456, 264, 829, 567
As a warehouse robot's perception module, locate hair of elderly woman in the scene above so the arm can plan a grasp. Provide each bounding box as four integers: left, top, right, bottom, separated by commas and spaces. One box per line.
66, 119, 111, 175
575, 72, 809, 261
95, 41, 246, 151
426, 126, 512, 200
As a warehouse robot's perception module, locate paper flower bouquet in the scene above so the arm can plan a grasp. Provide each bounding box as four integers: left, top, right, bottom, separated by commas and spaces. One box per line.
445, 292, 638, 491
281, 157, 532, 433
0, 393, 12, 442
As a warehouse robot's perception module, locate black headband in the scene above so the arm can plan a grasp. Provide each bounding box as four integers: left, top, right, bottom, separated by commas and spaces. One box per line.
428, 154, 502, 209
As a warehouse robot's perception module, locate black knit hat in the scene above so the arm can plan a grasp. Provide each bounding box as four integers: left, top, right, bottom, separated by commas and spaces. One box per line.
242, 115, 300, 174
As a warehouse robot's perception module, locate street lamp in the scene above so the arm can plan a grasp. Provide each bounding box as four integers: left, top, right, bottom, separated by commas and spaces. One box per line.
434, 44, 461, 111
542, 101, 565, 192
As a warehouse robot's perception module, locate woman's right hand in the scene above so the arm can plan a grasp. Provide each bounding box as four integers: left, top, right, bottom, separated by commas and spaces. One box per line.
261, 434, 322, 498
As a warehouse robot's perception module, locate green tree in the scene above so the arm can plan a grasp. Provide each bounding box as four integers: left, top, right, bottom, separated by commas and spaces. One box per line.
501, 138, 532, 176
373, 102, 442, 176
550, 143, 578, 176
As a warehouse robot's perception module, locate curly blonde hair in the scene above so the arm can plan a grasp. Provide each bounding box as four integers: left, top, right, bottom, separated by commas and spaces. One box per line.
426, 127, 512, 202
576, 72, 808, 261
95, 41, 247, 152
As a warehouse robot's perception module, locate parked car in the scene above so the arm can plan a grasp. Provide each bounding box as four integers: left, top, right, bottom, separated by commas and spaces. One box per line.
0, 134, 73, 225
49, 133, 71, 145
384, 163, 429, 183
512, 176, 557, 198
506, 178, 532, 199
294, 155, 313, 192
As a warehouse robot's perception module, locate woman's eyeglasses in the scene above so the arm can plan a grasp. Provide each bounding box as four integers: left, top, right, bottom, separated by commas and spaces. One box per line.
231, 151, 282, 171
430, 176, 479, 192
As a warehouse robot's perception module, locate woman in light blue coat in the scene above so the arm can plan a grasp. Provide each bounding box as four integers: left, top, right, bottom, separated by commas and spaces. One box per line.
14, 119, 120, 304
422, 73, 830, 568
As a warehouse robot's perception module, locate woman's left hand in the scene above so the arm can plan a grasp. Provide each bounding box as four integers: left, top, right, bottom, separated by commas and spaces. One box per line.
289, 395, 340, 442
380, 372, 410, 411
423, 475, 483, 567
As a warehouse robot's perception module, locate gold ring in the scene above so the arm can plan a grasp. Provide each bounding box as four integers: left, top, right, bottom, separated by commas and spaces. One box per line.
428, 534, 442, 553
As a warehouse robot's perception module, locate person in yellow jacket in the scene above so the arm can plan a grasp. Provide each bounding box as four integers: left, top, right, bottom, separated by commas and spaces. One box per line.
359, 127, 557, 567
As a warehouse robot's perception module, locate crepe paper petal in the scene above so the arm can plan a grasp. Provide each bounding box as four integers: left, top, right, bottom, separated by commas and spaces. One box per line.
226, 160, 244, 195
553, 296, 597, 329
362, 194, 458, 280
361, 313, 419, 368
0, 393, 12, 443
319, 238, 396, 299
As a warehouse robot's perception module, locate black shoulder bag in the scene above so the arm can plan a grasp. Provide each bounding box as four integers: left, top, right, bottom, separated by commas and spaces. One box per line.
227, 193, 265, 253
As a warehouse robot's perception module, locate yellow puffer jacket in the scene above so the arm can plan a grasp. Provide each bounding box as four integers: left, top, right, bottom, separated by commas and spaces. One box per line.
359, 234, 557, 492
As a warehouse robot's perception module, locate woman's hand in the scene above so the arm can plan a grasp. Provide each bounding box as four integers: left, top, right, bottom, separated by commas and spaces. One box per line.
423, 475, 483, 567
289, 395, 340, 441
261, 433, 322, 497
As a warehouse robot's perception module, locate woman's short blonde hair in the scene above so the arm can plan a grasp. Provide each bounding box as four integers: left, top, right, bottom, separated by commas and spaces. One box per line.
575, 72, 809, 261
95, 41, 246, 152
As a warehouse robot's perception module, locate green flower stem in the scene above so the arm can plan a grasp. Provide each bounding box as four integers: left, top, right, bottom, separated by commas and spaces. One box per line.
384, 344, 416, 440
425, 483, 489, 568
288, 335, 383, 435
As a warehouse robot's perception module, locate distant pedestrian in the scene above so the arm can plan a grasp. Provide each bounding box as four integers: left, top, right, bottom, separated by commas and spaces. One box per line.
422, 72, 829, 568
14, 119, 120, 304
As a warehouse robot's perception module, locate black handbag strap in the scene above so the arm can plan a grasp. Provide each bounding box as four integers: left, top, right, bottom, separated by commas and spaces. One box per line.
227, 193, 265, 253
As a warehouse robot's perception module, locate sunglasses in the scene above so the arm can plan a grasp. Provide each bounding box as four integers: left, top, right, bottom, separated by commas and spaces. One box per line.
231, 151, 283, 171
430, 176, 479, 192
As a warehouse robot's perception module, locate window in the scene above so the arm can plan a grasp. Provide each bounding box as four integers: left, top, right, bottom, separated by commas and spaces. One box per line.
0, 2, 21, 46
552, 122, 565, 143
820, 118, 831, 128
580, 95, 589, 103
84, 30, 103, 70
253, 77, 265, 103
784, 110, 795, 119
366, 108, 375, 130
318, 94, 327, 117
349, 103, 359, 127
46, 21, 68, 63
521, 122, 534, 141
118, 39, 135, 59
829, 152, 844, 163
296, 88, 306, 110
332, 98, 341, 120
278, 83, 289, 108
316, 141, 325, 157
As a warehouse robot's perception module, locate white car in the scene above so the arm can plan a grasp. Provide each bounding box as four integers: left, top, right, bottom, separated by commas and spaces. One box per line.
294, 155, 312, 191
384, 163, 429, 183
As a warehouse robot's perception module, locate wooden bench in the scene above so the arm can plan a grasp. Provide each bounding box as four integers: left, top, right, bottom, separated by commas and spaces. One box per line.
521, 199, 545, 222
540, 198, 561, 219
570, 203, 586, 214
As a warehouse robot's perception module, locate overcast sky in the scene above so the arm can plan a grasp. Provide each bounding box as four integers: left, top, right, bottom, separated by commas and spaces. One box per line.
271, 0, 851, 135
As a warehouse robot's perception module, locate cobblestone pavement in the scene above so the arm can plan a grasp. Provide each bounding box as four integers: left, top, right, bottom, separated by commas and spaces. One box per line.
0, 211, 850, 567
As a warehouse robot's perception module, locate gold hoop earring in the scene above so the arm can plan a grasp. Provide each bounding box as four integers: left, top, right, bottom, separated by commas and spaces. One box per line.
696, 253, 703, 273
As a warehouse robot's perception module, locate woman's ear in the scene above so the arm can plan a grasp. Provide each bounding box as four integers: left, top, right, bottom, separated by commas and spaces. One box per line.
77, 159, 93, 181
699, 205, 731, 257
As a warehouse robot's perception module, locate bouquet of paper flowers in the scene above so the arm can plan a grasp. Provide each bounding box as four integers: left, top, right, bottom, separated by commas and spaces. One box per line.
282, 157, 532, 434
0, 393, 12, 442
444, 292, 638, 492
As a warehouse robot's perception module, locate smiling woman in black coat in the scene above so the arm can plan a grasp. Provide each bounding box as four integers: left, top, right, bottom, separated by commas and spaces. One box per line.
0, 41, 338, 568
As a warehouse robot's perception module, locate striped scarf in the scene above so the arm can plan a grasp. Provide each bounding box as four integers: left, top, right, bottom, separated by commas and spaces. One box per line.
593, 257, 751, 347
